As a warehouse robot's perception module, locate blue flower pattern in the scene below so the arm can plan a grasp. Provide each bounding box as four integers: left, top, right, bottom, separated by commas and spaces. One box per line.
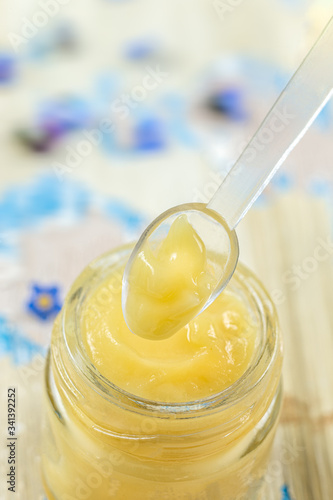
281, 484, 293, 500
27, 285, 62, 321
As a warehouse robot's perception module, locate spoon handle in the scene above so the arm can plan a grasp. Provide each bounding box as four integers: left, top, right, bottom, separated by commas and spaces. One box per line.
208, 16, 333, 230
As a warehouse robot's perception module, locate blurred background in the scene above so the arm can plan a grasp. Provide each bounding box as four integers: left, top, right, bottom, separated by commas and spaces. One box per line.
0, 0, 332, 214
1, 1, 333, 499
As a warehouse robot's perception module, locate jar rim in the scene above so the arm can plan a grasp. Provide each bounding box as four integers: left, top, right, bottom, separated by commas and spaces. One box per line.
61, 244, 281, 418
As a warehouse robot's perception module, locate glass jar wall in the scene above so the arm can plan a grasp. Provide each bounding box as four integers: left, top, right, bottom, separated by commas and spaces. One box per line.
42, 245, 283, 500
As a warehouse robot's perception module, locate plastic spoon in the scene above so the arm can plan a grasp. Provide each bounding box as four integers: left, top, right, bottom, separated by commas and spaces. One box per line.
122, 16, 333, 340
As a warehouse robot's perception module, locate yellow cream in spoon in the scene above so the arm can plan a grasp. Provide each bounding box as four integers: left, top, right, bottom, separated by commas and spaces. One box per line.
123, 215, 220, 341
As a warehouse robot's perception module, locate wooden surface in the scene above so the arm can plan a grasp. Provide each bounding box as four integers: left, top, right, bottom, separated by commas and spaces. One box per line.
239, 191, 333, 499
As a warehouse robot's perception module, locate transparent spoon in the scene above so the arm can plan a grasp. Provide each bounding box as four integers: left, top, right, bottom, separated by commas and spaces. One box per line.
123, 16, 333, 340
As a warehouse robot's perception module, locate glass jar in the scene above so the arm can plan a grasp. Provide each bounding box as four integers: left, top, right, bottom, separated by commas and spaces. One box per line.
42, 244, 283, 500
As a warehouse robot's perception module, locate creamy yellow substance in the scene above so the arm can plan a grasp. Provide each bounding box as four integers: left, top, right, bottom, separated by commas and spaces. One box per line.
82, 272, 257, 402
82, 216, 257, 402
123, 215, 220, 340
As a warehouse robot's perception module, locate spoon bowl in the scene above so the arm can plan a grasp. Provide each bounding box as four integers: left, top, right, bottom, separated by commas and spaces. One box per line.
122, 203, 239, 340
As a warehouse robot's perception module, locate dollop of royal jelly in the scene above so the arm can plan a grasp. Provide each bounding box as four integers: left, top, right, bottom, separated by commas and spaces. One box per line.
81, 262, 258, 403
123, 215, 219, 340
